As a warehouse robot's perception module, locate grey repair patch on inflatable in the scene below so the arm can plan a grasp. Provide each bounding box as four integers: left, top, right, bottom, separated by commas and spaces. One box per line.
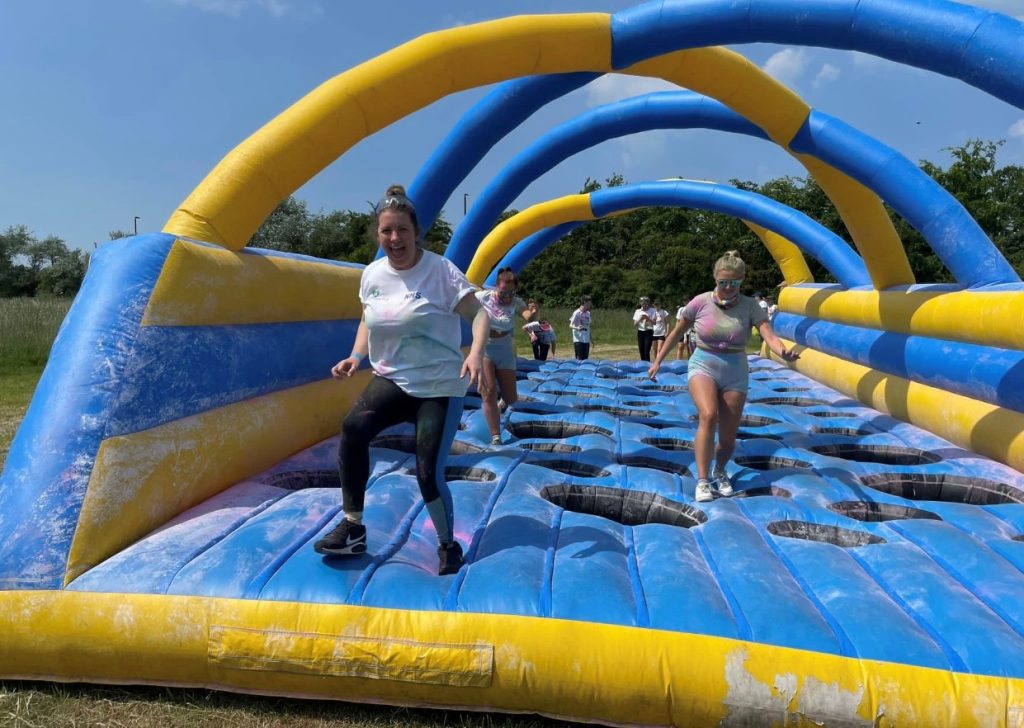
723, 648, 869, 727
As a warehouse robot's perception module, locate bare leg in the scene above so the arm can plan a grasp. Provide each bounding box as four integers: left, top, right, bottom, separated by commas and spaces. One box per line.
495, 368, 518, 409
715, 389, 746, 472
687, 374, 720, 481
480, 358, 501, 439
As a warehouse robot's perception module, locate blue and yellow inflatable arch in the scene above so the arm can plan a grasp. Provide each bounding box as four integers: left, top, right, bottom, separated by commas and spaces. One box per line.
3, 1, 1024, 725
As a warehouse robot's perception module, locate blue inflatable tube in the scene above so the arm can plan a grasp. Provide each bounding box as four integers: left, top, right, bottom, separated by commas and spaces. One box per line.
581, 182, 872, 288
772, 313, 1024, 414
789, 111, 1017, 288
485, 222, 583, 287
610, 0, 1024, 111
449, 92, 768, 271
456, 91, 1010, 288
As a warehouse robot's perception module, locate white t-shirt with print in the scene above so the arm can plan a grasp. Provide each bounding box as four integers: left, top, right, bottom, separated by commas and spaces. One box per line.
569, 308, 591, 343
524, 320, 556, 345
475, 289, 525, 333
360, 250, 476, 398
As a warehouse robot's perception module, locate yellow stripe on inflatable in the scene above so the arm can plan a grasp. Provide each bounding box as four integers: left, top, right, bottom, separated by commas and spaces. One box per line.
142, 240, 363, 327
622, 49, 913, 289
65, 372, 370, 585
769, 342, 1024, 471
780, 286, 1024, 351
467, 194, 596, 285
1, 590, 1020, 726
742, 222, 814, 285
163, 15, 612, 251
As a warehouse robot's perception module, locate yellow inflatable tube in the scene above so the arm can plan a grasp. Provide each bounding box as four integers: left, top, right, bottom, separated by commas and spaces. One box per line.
2, 590, 1021, 727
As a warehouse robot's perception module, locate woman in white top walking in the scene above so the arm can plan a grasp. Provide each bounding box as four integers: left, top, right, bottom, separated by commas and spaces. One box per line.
314, 185, 490, 576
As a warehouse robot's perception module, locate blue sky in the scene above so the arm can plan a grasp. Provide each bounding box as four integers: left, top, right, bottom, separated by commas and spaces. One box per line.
1, 0, 1022, 252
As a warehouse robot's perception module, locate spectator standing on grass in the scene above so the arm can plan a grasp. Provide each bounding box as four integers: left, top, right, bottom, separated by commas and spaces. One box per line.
647, 250, 799, 504
633, 296, 656, 362
315, 185, 490, 576
651, 299, 670, 361
570, 295, 592, 361
523, 318, 557, 360
675, 297, 695, 360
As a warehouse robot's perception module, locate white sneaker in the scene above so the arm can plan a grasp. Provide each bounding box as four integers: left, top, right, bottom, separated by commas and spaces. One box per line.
491, 434, 502, 446
695, 479, 713, 503
713, 470, 734, 497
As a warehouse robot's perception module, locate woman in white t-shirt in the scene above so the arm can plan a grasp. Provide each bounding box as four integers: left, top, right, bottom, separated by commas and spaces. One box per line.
569, 295, 593, 360
633, 296, 656, 362
650, 299, 670, 361
314, 185, 490, 576
648, 251, 798, 504
476, 267, 532, 446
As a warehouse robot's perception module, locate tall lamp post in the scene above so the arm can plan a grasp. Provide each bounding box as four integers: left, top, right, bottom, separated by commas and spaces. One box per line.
463, 193, 469, 215
133, 216, 140, 236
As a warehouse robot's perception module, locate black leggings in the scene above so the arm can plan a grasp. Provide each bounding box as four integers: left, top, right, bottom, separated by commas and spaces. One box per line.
574, 342, 590, 360
637, 329, 654, 361
532, 340, 550, 360
338, 376, 462, 543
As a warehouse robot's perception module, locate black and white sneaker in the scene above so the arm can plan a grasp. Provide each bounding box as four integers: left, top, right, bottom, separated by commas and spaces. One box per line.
314, 520, 367, 555
437, 541, 465, 575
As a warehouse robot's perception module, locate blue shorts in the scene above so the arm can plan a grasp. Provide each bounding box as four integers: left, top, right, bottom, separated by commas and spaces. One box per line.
485, 336, 517, 371
687, 348, 749, 393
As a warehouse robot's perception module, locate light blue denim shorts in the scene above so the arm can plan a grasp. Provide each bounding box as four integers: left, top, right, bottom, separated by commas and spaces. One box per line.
485, 335, 517, 371
687, 347, 750, 393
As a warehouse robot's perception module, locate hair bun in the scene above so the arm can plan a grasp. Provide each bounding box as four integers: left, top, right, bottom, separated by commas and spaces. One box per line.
385, 184, 407, 197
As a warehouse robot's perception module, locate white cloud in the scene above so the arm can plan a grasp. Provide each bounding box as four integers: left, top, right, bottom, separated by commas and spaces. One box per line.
813, 63, 841, 89
762, 48, 809, 87
583, 74, 678, 108
165, 0, 292, 17
1010, 119, 1024, 139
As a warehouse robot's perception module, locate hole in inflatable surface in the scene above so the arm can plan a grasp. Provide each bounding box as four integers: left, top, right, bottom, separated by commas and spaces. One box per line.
859, 473, 1024, 505
735, 486, 792, 499
810, 444, 941, 466
735, 456, 814, 471
740, 414, 782, 427
828, 501, 941, 522
507, 421, 613, 439
540, 485, 706, 527
519, 442, 582, 453
577, 404, 656, 418
641, 437, 694, 451
750, 396, 832, 407
736, 430, 785, 441
806, 410, 849, 418
813, 426, 878, 437
526, 460, 611, 478
768, 520, 886, 547
616, 456, 691, 477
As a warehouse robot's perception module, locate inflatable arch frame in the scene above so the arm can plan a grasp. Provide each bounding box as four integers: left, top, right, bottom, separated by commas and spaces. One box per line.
464, 181, 871, 288
2, 2, 1024, 726
451, 90, 1002, 291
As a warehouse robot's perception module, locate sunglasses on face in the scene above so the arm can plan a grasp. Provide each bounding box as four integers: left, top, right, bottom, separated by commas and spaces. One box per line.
716, 279, 743, 289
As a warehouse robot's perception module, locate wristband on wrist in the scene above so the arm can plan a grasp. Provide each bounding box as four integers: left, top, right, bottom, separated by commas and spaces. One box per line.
351, 351, 365, 362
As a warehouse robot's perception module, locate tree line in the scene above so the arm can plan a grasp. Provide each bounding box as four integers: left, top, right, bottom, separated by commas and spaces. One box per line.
3, 139, 1021, 303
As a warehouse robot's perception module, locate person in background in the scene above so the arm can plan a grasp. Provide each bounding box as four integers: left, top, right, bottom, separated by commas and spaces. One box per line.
675, 297, 694, 360
767, 297, 778, 322
523, 318, 557, 360
570, 295, 592, 361
633, 296, 656, 362
477, 267, 532, 446
523, 299, 542, 358
647, 250, 799, 503
314, 184, 490, 576
650, 299, 670, 361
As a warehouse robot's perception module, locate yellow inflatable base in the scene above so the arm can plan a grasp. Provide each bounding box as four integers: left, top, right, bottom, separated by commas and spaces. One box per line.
2, 590, 1021, 726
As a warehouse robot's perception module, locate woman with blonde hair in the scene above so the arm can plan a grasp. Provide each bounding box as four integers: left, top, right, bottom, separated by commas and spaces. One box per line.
647, 250, 798, 503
